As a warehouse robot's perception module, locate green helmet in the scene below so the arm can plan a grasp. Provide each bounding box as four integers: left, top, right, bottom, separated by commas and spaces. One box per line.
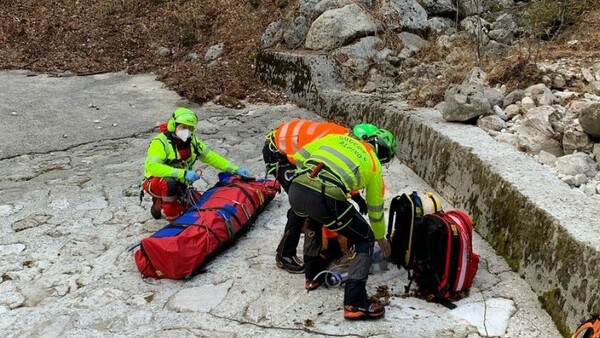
352, 123, 378, 140
368, 128, 397, 164
168, 107, 198, 132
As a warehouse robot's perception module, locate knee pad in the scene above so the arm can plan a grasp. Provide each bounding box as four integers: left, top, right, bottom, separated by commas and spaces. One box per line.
162, 200, 186, 219
347, 253, 372, 282
304, 226, 322, 257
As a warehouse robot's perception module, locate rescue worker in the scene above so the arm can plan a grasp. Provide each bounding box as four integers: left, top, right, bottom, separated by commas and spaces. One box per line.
286, 128, 397, 320
143, 107, 251, 221
262, 120, 377, 273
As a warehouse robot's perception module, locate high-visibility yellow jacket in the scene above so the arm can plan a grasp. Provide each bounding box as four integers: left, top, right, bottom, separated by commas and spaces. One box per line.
293, 134, 386, 239
269, 120, 349, 164
144, 133, 238, 182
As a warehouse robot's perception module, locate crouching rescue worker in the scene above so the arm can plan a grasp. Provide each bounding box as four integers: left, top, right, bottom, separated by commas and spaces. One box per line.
262, 119, 377, 273
286, 128, 397, 320
142, 107, 251, 221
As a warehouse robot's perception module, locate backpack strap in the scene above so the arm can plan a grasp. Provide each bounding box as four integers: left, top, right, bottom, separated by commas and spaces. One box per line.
226, 183, 259, 210
404, 270, 414, 293
404, 194, 417, 267
410, 191, 424, 218
386, 196, 401, 240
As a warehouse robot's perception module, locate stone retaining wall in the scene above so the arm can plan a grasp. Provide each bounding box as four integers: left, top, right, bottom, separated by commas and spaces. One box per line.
256, 50, 600, 335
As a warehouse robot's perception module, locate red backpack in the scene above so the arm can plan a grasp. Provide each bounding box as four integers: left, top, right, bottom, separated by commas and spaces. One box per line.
410, 210, 479, 308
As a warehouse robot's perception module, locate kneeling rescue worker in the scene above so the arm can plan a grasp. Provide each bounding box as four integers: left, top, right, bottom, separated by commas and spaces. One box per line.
142, 107, 251, 221
286, 128, 397, 320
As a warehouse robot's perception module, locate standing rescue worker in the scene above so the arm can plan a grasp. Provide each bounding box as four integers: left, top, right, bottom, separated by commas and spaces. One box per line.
286, 129, 397, 320
263, 119, 377, 273
143, 107, 251, 221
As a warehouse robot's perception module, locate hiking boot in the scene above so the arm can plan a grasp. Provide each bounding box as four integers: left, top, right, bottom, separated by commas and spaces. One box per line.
150, 197, 162, 220
343, 303, 385, 320
305, 280, 322, 291
275, 255, 304, 274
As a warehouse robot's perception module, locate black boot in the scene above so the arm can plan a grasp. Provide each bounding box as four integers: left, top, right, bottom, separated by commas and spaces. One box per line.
343, 280, 384, 320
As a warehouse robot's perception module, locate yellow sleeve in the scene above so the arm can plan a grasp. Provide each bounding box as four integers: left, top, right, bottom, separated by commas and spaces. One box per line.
365, 169, 386, 240
194, 137, 239, 173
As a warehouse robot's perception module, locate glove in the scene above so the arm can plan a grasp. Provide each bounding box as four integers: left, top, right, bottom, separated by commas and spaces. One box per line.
184, 170, 201, 182
236, 168, 251, 178
351, 194, 368, 215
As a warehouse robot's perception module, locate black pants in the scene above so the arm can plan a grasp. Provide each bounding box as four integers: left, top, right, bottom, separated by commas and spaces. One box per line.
287, 182, 375, 308
262, 142, 301, 258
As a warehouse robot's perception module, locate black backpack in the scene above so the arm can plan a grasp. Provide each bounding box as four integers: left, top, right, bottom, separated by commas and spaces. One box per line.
387, 191, 443, 269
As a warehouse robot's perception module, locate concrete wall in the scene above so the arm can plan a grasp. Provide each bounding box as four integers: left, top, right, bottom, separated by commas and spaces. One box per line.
256, 50, 600, 335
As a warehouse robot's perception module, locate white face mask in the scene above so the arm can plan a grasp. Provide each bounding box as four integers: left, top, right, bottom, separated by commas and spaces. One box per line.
175, 129, 191, 142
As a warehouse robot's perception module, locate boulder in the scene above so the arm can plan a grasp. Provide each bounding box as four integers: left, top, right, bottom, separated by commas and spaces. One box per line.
516, 127, 563, 156
503, 89, 525, 108
484, 40, 510, 58
515, 106, 563, 156
418, 0, 456, 16
491, 13, 518, 32
568, 100, 594, 115
593, 144, 600, 162
555, 153, 597, 178
381, 0, 428, 33
460, 16, 491, 45
488, 29, 514, 45
334, 36, 383, 59
504, 104, 520, 119
283, 16, 310, 49
260, 21, 283, 49
462, 67, 487, 86
457, 0, 483, 17
484, 87, 505, 108
299, 0, 344, 18
524, 83, 555, 106
521, 96, 536, 111
562, 126, 594, 154
477, 115, 506, 132
428, 17, 455, 32
579, 103, 600, 139
442, 84, 492, 122
547, 105, 572, 134
494, 132, 518, 147
305, 4, 378, 51
205, 43, 224, 63
398, 32, 429, 58
536, 150, 557, 167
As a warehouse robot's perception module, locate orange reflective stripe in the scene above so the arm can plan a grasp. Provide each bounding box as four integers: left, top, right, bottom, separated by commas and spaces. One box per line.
312, 123, 347, 145
274, 120, 350, 156
285, 120, 300, 154
295, 120, 316, 153
274, 120, 299, 154
272, 121, 287, 152
305, 120, 319, 136
291, 120, 310, 153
